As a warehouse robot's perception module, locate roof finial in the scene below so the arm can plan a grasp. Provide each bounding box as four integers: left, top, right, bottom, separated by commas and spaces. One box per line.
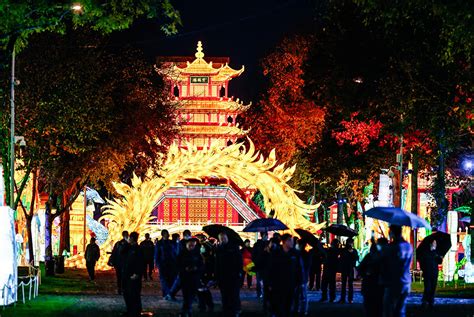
195, 41, 204, 59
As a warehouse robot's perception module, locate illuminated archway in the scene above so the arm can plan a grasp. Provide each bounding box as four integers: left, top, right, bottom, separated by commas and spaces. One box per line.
67, 141, 324, 269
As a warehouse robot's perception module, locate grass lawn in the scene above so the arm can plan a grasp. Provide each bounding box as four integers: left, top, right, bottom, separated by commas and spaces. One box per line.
411, 280, 474, 298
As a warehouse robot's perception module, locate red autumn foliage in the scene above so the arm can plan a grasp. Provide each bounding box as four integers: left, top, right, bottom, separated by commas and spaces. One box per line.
247, 36, 325, 161
332, 112, 383, 155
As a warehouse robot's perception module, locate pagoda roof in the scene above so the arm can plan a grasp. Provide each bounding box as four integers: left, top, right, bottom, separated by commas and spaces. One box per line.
157, 41, 244, 82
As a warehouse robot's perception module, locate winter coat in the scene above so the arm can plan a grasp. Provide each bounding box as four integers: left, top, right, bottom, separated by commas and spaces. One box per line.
139, 239, 154, 262
85, 243, 100, 263
123, 244, 145, 279
267, 248, 303, 291
215, 242, 243, 284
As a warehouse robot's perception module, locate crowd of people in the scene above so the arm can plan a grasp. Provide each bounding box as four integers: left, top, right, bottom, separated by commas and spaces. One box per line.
83, 223, 442, 317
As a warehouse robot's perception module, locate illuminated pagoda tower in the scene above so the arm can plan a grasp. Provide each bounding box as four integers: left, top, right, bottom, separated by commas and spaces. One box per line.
153, 42, 264, 231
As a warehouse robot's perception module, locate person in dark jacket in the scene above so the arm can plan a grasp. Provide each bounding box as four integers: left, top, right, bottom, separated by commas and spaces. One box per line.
358, 237, 388, 317
251, 231, 269, 298
111, 231, 129, 294
294, 239, 312, 316
177, 237, 203, 317
308, 239, 324, 291
85, 237, 101, 281
167, 230, 192, 301
140, 233, 155, 281
262, 237, 280, 315
381, 225, 413, 317
122, 231, 144, 317
339, 237, 359, 303
155, 229, 177, 298
197, 239, 215, 313
320, 239, 340, 302
419, 240, 443, 308
268, 234, 303, 317
215, 232, 243, 317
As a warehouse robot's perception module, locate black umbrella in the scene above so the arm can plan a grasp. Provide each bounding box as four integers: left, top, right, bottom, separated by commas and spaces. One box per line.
295, 229, 323, 251
202, 224, 244, 245
325, 224, 358, 237
242, 218, 288, 232
416, 231, 451, 258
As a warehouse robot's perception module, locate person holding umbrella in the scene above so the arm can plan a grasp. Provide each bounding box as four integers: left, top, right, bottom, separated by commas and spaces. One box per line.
418, 239, 443, 308
416, 229, 451, 309
380, 225, 413, 317
339, 237, 359, 304
267, 233, 303, 317
215, 231, 243, 317
358, 237, 388, 317
251, 231, 269, 299
320, 239, 340, 303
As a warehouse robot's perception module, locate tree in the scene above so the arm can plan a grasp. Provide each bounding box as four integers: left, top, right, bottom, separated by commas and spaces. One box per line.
0, 0, 181, 210
353, 0, 474, 226
14, 31, 178, 263
248, 0, 474, 231
246, 36, 326, 163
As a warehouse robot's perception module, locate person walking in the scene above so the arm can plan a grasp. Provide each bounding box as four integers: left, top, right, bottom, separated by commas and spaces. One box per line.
166, 230, 192, 301
85, 237, 100, 281
251, 231, 269, 299
215, 232, 243, 317
419, 240, 442, 308
177, 237, 203, 317
262, 237, 279, 315
122, 231, 144, 317
197, 238, 215, 313
380, 225, 413, 317
155, 229, 178, 298
320, 239, 340, 303
140, 233, 155, 281
110, 231, 129, 294
358, 237, 388, 317
294, 239, 312, 316
308, 239, 324, 291
268, 234, 303, 317
241, 239, 253, 288
339, 238, 359, 304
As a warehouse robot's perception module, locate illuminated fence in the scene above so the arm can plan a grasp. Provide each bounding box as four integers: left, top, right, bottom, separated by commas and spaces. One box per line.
1, 266, 40, 307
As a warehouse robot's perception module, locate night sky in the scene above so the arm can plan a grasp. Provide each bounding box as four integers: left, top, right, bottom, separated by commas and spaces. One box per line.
117, 0, 317, 102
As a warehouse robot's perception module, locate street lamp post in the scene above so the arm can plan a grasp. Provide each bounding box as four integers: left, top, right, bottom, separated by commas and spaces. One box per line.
7, 4, 83, 210
9, 48, 15, 209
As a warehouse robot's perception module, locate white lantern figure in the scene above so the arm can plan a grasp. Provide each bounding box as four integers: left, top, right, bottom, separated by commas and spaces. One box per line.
443, 210, 458, 282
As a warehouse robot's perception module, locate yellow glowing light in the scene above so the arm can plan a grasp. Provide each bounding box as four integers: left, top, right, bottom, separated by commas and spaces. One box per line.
71, 3, 83, 12
66, 140, 325, 269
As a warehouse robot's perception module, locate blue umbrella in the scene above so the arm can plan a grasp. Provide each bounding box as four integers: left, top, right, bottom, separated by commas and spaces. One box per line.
460, 216, 471, 223
364, 207, 431, 229
243, 218, 288, 232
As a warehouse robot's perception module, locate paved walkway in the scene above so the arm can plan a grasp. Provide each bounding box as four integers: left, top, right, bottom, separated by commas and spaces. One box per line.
3, 269, 474, 317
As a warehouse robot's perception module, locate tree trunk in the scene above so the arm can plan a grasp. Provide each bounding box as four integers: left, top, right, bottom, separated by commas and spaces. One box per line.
59, 207, 70, 256
411, 152, 419, 267
26, 216, 34, 265
434, 134, 448, 227
44, 202, 53, 260
336, 192, 344, 224
393, 171, 401, 208
44, 200, 55, 276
